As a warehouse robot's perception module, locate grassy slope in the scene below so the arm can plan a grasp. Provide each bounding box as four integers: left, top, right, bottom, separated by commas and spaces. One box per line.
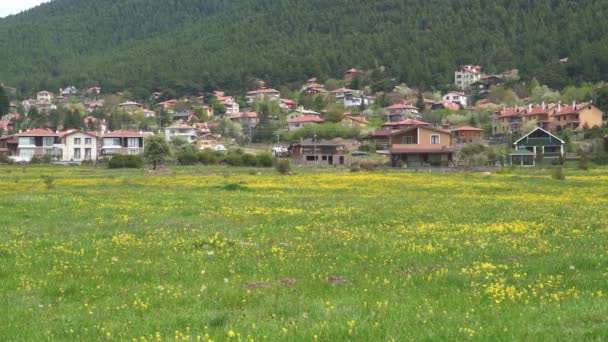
0, 166, 607, 340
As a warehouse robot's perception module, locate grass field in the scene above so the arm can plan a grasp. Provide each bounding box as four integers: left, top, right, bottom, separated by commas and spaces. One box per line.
1, 165, 608, 341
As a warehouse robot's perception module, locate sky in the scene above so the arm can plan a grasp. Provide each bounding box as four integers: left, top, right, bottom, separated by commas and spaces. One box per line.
0, 0, 50, 18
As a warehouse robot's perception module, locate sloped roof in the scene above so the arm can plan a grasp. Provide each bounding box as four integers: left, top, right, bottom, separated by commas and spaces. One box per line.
288, 115, 324, 124
15, 129, 58, 137
451, 126, 483, 132
103, 130, 144, 137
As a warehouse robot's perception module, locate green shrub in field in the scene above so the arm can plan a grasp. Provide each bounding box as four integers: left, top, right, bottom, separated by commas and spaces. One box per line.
177, 151, 198, 165
275, 159, 291, 174
108, 154, 144, 169
240, 153, 257, 167
0, 154, 14, 164
256, 152, 274, 167
551, 167, 566, 180
196, 150, 218, 165
222, 152, 243, 166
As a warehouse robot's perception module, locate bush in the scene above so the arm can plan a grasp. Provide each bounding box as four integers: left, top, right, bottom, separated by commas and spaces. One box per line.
256, 152, 274, 167
0, 154, 14, 164
240, 153, 257, 167
196, 150, 218, 164
29, 156, 42, 164
222, 152, 243, 166
177, 151, 198, 165
275, 159, 291, 174
109, 154, 144, 169
578, 153, 589, 170
551, 167, 566, 180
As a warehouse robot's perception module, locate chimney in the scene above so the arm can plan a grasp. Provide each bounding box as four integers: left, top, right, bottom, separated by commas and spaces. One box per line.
542, 101, 545, 109
572, 100, 576, 108
529, 104, 532, 111
558, 101, 561, 112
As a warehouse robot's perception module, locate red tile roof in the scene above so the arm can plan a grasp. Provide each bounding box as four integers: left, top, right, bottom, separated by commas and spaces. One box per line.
382, 119, 430, 126
288, 115, 324, 124
15, 129, 58, 137
390, 146, 454, 154
103, 130, 144, 137
247, 88, 280, 95
345, 116, 369, 124
167, 124, 195, 129
231, 111, 258, 119
555, 103, 592, 116
331, 87, 355, 93
386, 103, 419, 110
451, 126, 483, 132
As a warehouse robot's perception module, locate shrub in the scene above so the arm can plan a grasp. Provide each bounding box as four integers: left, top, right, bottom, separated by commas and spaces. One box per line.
240, 153, 257, 167
41, 175, 56, 189
256, 152, 274, 167
196, 150, 217, 165
578, 153, 589, 170
222, 152, 243, 166
177, 151, 198, 165
0, 154, 14, 164
29, 156, 42, 164
551, 167, 566, 180
109, 154, 144, 169
275, 159, 291, 174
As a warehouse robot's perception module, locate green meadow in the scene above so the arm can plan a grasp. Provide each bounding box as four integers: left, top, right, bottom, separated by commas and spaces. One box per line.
1, 166, 607, 341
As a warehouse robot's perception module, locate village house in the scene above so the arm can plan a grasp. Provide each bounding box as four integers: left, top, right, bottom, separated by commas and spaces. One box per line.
245, 88, 280, 105
520, 103, 557, 132
60, 86, 79, 96
85, 87, 102, 95
156, 99, 178, 113
383, 103, 420, 122
118, 101, 144, 112
289, 138, 349, 166
84, 101, 105, 113
363, 130, 400, 150
389, 126, 454, 167
455, 65, 483, 90
280, 99, 296, 110
471, 75, 502, 94
195, 133, 222, 150
492, 107, 525, 135
553, 102, 603, 131
214, 91, 239, 116
344, 68, 361, 79
0, 134, 18, 156
431, 101, 462, 111
331, 88, 367, 108
54, 130, 99, 161
229, 111, 258, 128
510, 127, 565, 166
286, 107, 321, 121
382, 119, 430, 130
451, 126, 484, 144
100, 130, 145, 157
36, 91, 53, 102
443, 91, 469, 108
287, 115, 324, 130
164, 124, 199, 143
340, 115, 369, 128
14, 129, 59, 161
171, 110, 196, 122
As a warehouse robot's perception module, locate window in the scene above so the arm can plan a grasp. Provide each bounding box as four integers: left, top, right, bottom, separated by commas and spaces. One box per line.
74, 138, 81, 145
19, 137, 35, 146
104, 138, 120, 146
43, 137, 55, 146
127, 138, 139, 148
403, 136, 414, 144
85, 138, 92, 145
85, 148, 91, 160
74, 148, 81, 159
430, 135, 440, 144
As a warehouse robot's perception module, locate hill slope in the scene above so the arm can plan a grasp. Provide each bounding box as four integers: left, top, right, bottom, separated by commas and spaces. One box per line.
2, 0, 608, 96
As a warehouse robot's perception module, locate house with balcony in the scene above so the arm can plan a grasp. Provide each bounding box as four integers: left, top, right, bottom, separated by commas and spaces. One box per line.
54, 130, 99, 161
510, 127, 564, 166
36, 91, 54, 102
520, 103, 556, 132
340, 115, 369, 128
492, 107, 525, 135
14, 129, 59, 161
229, 111, 258, 128
389, 126, 454, 167
245, 89, 280, 105
455, 65, 483, 90
552, 102, 603, 131
451, 126, 484, 144
289, 138, 349, 166
100, 131, 145, 157
382, 119, 430, 130
331, 88, 368, 108
195, 133, 222, 150
164, 124, 199, 143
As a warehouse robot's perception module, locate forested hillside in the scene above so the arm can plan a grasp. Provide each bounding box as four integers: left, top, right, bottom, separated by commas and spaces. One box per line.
2, 0, 608, 96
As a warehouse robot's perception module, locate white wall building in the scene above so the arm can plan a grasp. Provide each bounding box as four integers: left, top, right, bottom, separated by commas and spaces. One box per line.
443, 91, 469, 108
455, 65, 482, 90
55, 130, 99, 161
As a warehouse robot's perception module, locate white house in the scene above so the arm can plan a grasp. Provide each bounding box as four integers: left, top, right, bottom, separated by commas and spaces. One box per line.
331, 88, 368, 108
455, 65, 482, 90
245, 89, 280, 105
14, 129, 59, 161
214, 91, 240, 116
36, 91, 53, 102
55, 130, 99, 161
443, 91, 469, 108
164, 124, 199, 143
60, 86, 79, 96
287, 115, 324, 130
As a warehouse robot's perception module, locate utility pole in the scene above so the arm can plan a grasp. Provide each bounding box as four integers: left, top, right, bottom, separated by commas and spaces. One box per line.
313, 131, 317, 166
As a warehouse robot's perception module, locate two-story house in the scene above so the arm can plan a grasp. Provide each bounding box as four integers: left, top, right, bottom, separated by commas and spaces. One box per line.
229, 111, 258, 128
289, 138, 349, 166
331, 88, 367, 108
14, 129, 59, 161
451, 126, 484, 144
55, 130, 99, 161
443, 91, 469, 108
214, 91, 240, 116
118, 101, 144, 112
36, 91, 53, 102
287, 115, 324, 130
389, 126, 454, 167
164, 124, 199, 143
455, 65, 483, 90
245, 89, 280, 105
100, 131, 145, 157
382, 119, 430, 130
510, 127, 565, 166
384, 103, 420, 122
0, 135, 18, 156
552, 102, 604, 131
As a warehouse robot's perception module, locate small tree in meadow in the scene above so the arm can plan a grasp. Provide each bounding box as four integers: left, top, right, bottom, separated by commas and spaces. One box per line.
144, 135, 171, 170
